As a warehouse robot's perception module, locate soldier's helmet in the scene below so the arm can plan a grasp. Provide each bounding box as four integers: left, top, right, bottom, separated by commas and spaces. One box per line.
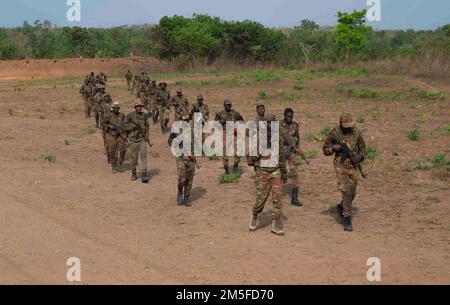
340, 113, 355, 128
134, 99, 144, 107
197, 94, 204, 100
176, 88, 183, 93
159, 82, 167, 88
224, 99, 232, 106
112, 101, 120, 108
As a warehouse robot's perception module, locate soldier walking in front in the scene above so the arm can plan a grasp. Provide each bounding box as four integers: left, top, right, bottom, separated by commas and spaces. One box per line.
323, 113, 366, 232
102, 102, 128, 173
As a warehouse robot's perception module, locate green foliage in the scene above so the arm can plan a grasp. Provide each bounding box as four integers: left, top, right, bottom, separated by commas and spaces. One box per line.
149, 151, 160, 158
408, 128, 420, 141
84, 126, 96, 135
436, 124, 450, 138
64, 139, 71, 145
405, 160, 430, 172
219, 173, 241, 184
303, 150, 318, 158
356, 116, 365, 123
208, 154, 220, 161
294, 81, 305, 90
406, 153, 450, 172
8, 109, 16, 116
420, 90, 446, 100
365, 147, 379, 159
334, 10, 372, 59
41, 154, 56, 162
258, 90, 268, 99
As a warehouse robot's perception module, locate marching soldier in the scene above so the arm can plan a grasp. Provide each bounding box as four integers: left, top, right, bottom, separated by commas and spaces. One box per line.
92, 84, 107, 128
149, 80, 159, 124
280, 108, 303, 206
157, 82, 171, 133
247, 114, 287, 236
125, 70, 133, 91
126, 99, 151, 183
168, 110, 197, 206
79, 79, 94, 118
102, 102, 128, 173
323, 113, 366, 232
191, 95, 209, 121
131, 75, 139, 96
214, 99, 244, 174
171, 89, 190, 121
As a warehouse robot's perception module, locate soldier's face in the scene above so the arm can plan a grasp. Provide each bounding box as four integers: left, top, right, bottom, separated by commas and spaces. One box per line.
197, 99, 203, 105
113, 107, 119, 113
257, 107, 265, 117
284, 112, 293, 124
224, 104, 232, 112
177, 92, 182, 97
135, 106, 143, 113
341, 124, 353, 134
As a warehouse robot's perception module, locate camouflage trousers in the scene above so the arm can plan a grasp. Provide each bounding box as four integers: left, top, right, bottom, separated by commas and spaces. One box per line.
176, 157, 196, 193
128, 140, 148, 171
159, 107, 170, 130
148, 100, 159, 123
334, 159, 358, 217
104, 132, 127, 167
126, 80, 131, 91
253, 167, 283, 220
222, 134, 241, 167
82, 97, 92, 118
286, 154, 299, 185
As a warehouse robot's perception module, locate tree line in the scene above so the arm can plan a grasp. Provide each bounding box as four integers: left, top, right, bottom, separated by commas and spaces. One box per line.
0, 10, 448, 65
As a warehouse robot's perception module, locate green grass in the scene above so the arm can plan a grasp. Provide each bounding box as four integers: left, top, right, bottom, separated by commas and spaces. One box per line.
219, 173, 241, 184
294, 81, 305, 90
258, 90, 268, 99
405, 153, 450, 172
149, 151, 160, 158
64, 139, 71, 146
208, 154, 220, 161
416, 114, 427, 124
8, 109, 16, 116
365, 147, 379, 159
371, 110, 380, 120
408, 128, 420, 141
41, 154, 56, 162
84, 126, 96, 135
348, 87, 382, 99
356, 116, 365, 123
420, 90, 446, 100
436, 124, 450, 138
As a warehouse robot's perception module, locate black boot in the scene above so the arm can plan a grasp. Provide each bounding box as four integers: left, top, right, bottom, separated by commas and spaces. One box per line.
177, 184, 184, 205
343, 216, 353, 232
141, 170, 149, 183
131, 169, 137, 181
224, 165, 230, 175
336, 203, 344, 224
291, 187, 302, 206
232, 161, 240, 174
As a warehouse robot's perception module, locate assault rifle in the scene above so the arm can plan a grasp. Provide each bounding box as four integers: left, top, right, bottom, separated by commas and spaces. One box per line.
332, 134, 367, 179
284, 137, 310, 165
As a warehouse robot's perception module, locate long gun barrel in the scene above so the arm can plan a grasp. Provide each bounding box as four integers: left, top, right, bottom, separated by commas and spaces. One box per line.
333, 135, 367, 179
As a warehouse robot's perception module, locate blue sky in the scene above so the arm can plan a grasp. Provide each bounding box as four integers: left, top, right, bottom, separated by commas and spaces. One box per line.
0, 0, 448, 29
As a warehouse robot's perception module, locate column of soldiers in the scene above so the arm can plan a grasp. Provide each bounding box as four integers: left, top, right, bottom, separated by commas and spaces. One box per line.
79, 71, 367, 235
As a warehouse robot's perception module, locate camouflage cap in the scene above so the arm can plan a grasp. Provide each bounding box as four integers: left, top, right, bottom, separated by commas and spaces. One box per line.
112, 101, 120, 108
256, 103, 265, 109
197, 94, 204, 100
134, 99, 144, 107
224, 99, 232, 105
340, 113, 355, 128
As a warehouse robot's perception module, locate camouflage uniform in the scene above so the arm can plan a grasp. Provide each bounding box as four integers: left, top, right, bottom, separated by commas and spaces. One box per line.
157, 86, 171, 133
248, 115, 287, 235
214, 102, 244, 173
323, 114, 366, 231
126, 102, 150, 182
171, 94, 191, 121
148, 81, 159, 124
168, 120, 196, 206
131, 75, 139, 95
92, 86, 108, 128
125, 71, 133, 91
102, 103, 127, 172
191, 99, 209, 121
79, 81, 94, 118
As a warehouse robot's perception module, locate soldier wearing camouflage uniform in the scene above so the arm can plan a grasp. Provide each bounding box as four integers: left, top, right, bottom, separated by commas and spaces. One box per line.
280, 108, 303, 206
98, 93, 113, 159
191, 95, 209, 122
214, 99, 244, 175
171, 89, 190, 121
102, 102, 128, 173
126, 99, 151, 183
157, 82, 171, 134
125, 70, 133, 91
92, 84, 108, 128
131, 75, 139, 96
168, 110, 196, 206
148, 80, 159, 124
323, 113, 366, 232
79, 79, 94, 118
247, 114, 287, 236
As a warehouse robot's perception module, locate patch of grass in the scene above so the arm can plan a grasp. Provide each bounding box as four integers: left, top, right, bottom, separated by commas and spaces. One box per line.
294, 81, 305, 90
83, 126, 96, 135
420, 90, 446, 100
365, 147, 379, 159
371, 110, 380, 120
416, 114, 427, 124
303, 150, 318, 159
406, 153, 450, 172
276, 89, 301, 102
389, 91, 408, 101
428, 153, 450, 168
219, 172, 240, 184
258, 90, 268, 99
405, 160, 430, 172
307, 128, 330, 143
348, 87, 382, 99
64, 139, 71, 146
408, 128, 420, 141
436, 124, 450, 138
41, 154, 56, 162
149, 151, 160, 158
8, 109, 16, 116
356, 116, 365, 123
208, 154, 220, 161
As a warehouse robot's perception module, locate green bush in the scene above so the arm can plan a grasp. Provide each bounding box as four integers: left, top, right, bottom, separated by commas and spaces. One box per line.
356, 116, 365, 123
420, 90, 446, 100
408, 128, 420, 141
258, 90, 268, 99
219, 173, 240, 184
64, 139, 71, 145
41, 154, 56, 162
365, 147, 379, 159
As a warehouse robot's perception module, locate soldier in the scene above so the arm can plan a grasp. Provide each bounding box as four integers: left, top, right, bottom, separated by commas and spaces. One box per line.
280, 108, 303, 206
323, 113, 366, 232
214, 99, 244, 174
148, 80, 159, 124
247, 114, 287, 236
92, 84, 107, 128
157, 82, 171, 134
131, 75, 139, 96
87, 72, 95, 84
255, 103, 266, 123
168, 110, 197, 206
102, 102, 128, 173
140, 79, 151, 108
79, 79, 94, 118
126, 99, 151, 183
125, 70, 133, 91
191, 95, 209, 122
98, 93, 113, 159
171, 89, 190, 121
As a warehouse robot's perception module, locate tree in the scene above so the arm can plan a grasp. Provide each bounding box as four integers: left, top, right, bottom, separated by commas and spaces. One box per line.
334, 10, 372, 59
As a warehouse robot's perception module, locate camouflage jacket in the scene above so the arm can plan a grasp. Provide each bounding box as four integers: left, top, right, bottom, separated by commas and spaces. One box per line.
125, 72, 133, 81
323, 125, 366, 165
249, 133, 286, 172
280, 120, 300, 157
214, 110, 244, 126
126, 111, 150, 142
191, 102, 209, 121
103, 111, 126, 135
158, 89, 171, 109
79, 84, 93, 98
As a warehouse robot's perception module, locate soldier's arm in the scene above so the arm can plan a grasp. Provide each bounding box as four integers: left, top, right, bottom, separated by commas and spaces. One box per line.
356, 131, 367, 160
293, 124, 300, 149
323, 131, 336, 156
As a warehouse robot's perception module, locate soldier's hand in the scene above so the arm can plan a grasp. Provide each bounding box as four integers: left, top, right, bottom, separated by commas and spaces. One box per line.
351, 154, 363, 165
332, 144, 342, 152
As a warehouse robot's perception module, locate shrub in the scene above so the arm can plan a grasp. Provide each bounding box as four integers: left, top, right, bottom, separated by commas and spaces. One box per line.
408, 128, 420, 141
219, 173, 240, 184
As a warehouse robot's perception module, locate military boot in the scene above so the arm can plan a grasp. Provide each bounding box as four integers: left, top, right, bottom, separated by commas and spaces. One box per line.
224, 165, 230, 175
249, 214, 258, 231
177, 184, 184, 205
131, 169, 137, 181
271, 218, 285, 236
291, 187, 303, 206
141, 170, 149, 183
343, 216, 353, 232
336, 203, 344, 224
232, 161, 240, 174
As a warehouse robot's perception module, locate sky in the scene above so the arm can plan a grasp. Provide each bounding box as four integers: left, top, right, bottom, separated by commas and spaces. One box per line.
0, 0, 448, 30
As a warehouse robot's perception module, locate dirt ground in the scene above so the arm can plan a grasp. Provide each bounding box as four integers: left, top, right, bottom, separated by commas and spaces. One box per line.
0, 60, 449, 284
